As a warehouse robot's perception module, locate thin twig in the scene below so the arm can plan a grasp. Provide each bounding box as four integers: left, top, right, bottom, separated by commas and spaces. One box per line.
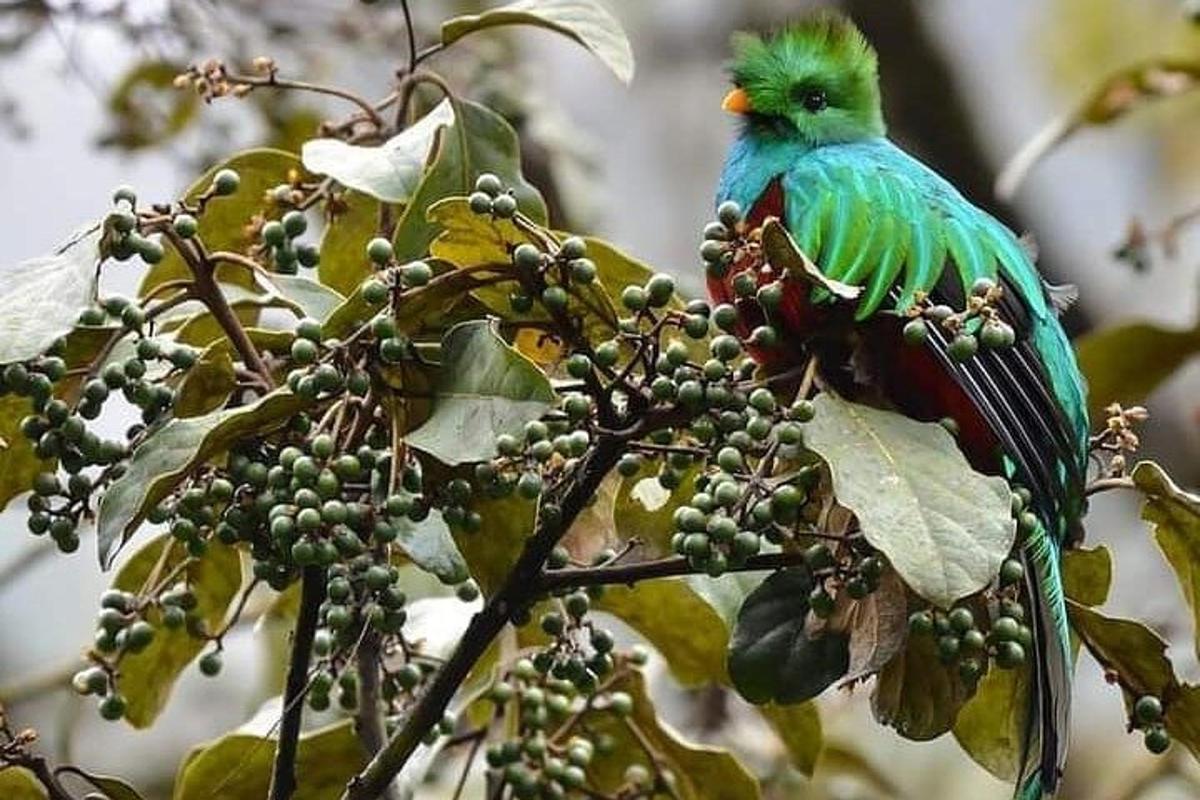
537, 551, 808, 592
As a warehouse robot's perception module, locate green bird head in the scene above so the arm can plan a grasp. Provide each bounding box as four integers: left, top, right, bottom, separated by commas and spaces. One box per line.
724, 11, 885, 145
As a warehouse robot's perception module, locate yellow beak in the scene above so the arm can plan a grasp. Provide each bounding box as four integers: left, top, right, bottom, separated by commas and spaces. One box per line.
722, 87, 751, 115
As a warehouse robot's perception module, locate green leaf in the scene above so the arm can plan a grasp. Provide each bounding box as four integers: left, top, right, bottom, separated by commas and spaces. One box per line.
427, 200, 618, 338
576, 670, 759, 800
140, 149, 300, 298
804, 393, 1016, 608
1062, 544, 1114, 607
80, 773, 146, 800
0, 395, 52, 512
174, 343, 237, 417
0, 768, 46, 799
997, 60, 1200, 199
954, 546, 1109, 781
173, 720, 367, 800
760, 219, 862, 301
406, 319, 554, 465
264, 273, 346, 322
1132, 460, 1200, 661
728, 568, 849, 705
759, 702, 823, 777
1067, 601, 1200, 759
103, 60, 197, 149
595, 579, 729, 686
453, 493, 535, 597
392, 509, 470, 584
318, 191, 379, 296
952, 662, 1030, 781
1075, 322, 1200, 418
393, 99, 547, 260
871, 624, 975, 741
97, 389, 308, 567
613, 464, 704, 558
112, 535, 241, 727
442, 0, 635, 85
0, 225, 102, 364
302, 101, 455, 203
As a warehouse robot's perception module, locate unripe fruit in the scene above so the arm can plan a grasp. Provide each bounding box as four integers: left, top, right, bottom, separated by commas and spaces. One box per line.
212, 168, 240, 196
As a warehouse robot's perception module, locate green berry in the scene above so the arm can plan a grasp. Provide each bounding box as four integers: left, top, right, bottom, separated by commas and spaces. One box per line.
1144, 725, 1171, 754
212, 168, 240, 196
173, 214, 198, 238
491, 194, 518, 218
999, 558, 1025, 586
367, 237, 393, 264
1134, 695, 1164, 725
199, 650, 223, 676
995, 641, 1026, 669
902, 318, 929, 346
949, 333, 979, 362
475, 173, 504, 196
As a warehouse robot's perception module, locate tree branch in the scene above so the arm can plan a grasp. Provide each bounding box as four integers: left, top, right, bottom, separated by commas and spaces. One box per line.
343, 436, 626, 800
353, 630, 402, 800
537, 551, 809, 592
268, 566, 325, 800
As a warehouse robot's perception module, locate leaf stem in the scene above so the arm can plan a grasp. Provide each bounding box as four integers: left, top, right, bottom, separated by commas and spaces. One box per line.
268, 565, 326, 800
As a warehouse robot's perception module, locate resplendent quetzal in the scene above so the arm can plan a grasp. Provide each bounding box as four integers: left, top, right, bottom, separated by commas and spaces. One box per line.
710, 13, 1088, 799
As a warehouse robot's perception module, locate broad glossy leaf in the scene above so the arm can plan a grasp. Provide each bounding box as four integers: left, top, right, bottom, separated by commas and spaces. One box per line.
318, 190, 379, 296
174, 343, 236, 417
392, 509, 470, 584
302, 101, 454, 203
173, 720, 367, 800
0, 395, 52, 512
577, 670, 759, 800
442, 0, 634, 85
596, 579, 729, 686
1075, 323, 1200, 418
872, 625, 975, 740
1062, 544, 1113, 608
759, 702, 823, 777
406, 319, 554, 465
112, 535, 241, 727
728, 568, 849, 705
0, 225, 101, 363
393, 99, 547, 260
97, 390, 308, 567
804, 393, 1016, 608
0, 768, 45, 799
140, 149, 299, 297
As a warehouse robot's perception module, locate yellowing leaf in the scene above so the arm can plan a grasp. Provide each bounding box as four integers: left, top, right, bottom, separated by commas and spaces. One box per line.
112, 535, 242, 727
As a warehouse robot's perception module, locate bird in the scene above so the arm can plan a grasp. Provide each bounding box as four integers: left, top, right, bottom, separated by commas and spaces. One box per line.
710, 12, 1088, 800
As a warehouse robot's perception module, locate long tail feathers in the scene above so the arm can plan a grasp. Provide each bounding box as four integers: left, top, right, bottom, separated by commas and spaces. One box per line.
1016, 525, 1072, 798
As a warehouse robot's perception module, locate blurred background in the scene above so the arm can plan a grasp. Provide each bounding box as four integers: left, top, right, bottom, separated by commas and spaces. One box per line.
2, 0, 1199, 798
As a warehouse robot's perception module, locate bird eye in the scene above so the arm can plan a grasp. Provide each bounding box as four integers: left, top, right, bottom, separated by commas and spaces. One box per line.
801, 89, 828, 113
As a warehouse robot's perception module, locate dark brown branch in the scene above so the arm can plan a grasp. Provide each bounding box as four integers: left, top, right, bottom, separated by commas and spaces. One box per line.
538, 552, 808, 592
343, 436, 626, 800
268, 566, 325, 800
353, 630, 402, 800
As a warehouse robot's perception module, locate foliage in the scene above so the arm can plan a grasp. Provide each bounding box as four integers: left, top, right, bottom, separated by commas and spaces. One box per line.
2, 2, 1200, 800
